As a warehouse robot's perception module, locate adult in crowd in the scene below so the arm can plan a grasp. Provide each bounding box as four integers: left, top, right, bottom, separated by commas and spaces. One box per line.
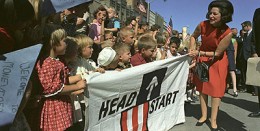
0, 0, 35, 54
189, 0, 234, 130
237, 21, 258, 94
248, 8, 260, 118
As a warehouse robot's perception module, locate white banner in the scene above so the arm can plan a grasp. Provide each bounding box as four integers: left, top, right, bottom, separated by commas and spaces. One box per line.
87, 55, 190, 131
0, 44, 42, 127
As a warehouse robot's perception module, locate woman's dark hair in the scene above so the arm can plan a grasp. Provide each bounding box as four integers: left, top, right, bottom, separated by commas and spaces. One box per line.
0, 0, 34, 27
93, 5, 108, 19
206, 0, 234, 23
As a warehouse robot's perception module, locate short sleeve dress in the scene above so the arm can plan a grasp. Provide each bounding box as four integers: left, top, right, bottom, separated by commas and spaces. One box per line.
36, 57, 72, 131
194, 20, 231, 97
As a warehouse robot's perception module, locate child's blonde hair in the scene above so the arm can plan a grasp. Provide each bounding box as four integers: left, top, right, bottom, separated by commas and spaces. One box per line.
137, 34, 156, 51
119, 27, 134, 38
75, 34, 93, 56
114, 44, 130, 55
50, 29, 66, 49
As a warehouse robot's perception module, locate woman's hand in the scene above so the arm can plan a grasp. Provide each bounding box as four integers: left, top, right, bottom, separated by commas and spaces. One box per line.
188, 49, 199, 57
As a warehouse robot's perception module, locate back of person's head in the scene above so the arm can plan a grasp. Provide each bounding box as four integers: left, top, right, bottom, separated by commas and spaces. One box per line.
114, 43, 130, 56
97, 47, 117, 67
169, 37, 181, 48
75, 34, 93, 56
206, 0, 234, 23
39, 23, 65, 61
172, 30, 179, 37
241, 21, 252, 27
118, 27, 134, 38
43, 23, 65, 47
137, 34, 157, 51
64, 37, 78, 61
155, 32, 166, 46
150, 24, 161, 31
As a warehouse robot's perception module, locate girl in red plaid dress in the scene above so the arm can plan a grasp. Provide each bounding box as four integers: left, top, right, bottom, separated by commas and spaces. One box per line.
36, 24, 86, 131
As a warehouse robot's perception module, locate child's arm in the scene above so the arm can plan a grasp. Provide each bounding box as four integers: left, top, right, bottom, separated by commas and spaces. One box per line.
60, 79, 86, 95
71, 89, 84, 95
68, 74, 82, 84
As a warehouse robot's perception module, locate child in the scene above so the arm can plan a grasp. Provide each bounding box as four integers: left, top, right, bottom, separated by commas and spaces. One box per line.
36, 24, 86, 131
117, 27, 135, 46
73, 34, 104, 131
105, 7, 120, 36
62, 37, 86, 131
130, 34, 157, 66
114, 44, 132, 69
97, 47, 120, 70
167, 37, 181, 58
104, 30, 116, 44
154, 32, 167, 60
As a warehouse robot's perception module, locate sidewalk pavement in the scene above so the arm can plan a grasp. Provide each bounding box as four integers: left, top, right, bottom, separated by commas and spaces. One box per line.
169, 90, 260, 131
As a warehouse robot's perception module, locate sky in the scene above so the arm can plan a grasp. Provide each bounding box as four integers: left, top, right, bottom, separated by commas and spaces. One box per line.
148, 0, 260, 34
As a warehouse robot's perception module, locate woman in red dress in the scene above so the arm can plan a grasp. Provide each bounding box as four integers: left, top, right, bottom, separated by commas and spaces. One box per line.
189, 0, 234, 130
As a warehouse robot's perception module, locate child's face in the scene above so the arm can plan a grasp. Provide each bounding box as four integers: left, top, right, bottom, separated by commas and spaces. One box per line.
123, 34, 134, 46
82, 45, 93, 59
55, 38, 67, 55
107, 9, 115, 18
105, 33, 115, 43
142, 47, 156, 60
120, 51, 131, 63
169, 43, 178, 56
96, 10, 107, 23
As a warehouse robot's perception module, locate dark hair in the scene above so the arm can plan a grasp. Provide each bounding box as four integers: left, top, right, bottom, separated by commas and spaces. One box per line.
150, 24, 161, 31
206, 0, 234, 23
0, 0, 34, 27
241, 21, 251, 27
125, 16, 136, 26
169, 37, 181, 48
93, 5, 108, 19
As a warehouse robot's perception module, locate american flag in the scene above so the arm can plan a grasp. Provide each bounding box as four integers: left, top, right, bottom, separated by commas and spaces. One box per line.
137, 1, 146, 13
167, 17, 173, 36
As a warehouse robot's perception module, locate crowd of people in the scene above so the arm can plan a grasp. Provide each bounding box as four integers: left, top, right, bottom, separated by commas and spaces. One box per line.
0, 0, 260, 131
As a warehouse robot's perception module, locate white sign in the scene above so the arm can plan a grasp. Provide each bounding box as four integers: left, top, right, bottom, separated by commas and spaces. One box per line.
87, 55, 190, 131
0, 44, 42, 127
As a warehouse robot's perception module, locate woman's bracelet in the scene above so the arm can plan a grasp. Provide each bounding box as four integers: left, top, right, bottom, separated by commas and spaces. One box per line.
204, 51, 206, 56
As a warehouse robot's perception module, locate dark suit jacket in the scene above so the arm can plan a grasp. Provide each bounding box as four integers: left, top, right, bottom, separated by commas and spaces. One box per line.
252, 8, 260, 56
239, 32, 256, 61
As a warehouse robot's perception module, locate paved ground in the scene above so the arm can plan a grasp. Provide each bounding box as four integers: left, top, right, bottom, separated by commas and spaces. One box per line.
169, 90, 260, 131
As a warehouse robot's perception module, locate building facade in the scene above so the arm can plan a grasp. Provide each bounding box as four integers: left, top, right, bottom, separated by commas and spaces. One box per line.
89, 0, 165, 30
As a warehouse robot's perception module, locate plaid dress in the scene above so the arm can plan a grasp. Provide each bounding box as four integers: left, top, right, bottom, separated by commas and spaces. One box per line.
36, 57, 72, 131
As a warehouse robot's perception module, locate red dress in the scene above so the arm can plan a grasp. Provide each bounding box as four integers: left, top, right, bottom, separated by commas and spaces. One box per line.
194, 21, 231, 97
36, 57, 72, 131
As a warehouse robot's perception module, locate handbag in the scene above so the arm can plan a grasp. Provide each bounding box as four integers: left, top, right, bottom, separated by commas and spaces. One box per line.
195, 51, 215, 82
